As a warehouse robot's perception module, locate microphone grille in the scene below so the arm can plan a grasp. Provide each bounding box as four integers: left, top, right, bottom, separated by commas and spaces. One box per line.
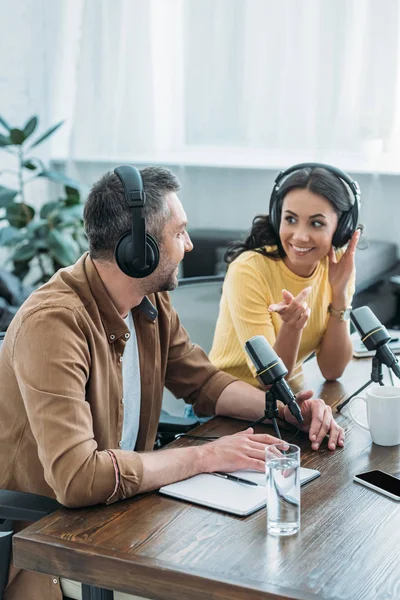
245, 335, 278, 370
351, 306, 384, 333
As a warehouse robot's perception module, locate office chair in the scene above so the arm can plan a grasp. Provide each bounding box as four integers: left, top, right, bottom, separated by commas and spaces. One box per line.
159, 275, 224, 441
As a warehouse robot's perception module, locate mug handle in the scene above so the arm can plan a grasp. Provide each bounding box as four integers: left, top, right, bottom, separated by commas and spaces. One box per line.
348, 396, 369, 431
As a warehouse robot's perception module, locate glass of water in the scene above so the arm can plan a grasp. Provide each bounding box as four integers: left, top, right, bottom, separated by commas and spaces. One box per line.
265, 443, 300, 536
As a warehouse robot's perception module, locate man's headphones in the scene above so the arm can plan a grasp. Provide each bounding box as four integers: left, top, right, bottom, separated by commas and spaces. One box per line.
114, 165, 160, 278
269, 162, 361, 248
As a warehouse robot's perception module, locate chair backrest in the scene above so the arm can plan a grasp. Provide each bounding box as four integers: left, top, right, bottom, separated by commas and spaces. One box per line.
162, 276, 224, 416
169, 276, 224, 354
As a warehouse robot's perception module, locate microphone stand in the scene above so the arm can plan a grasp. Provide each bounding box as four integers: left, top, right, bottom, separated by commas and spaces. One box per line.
248, 387, 283, 439
337, 354, 387, 412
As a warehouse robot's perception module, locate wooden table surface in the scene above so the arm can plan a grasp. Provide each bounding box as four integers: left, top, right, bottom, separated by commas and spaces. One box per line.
13, 358, 400, 600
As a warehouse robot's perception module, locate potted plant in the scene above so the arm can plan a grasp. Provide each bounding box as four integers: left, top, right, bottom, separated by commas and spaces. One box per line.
0, 115, 88, 284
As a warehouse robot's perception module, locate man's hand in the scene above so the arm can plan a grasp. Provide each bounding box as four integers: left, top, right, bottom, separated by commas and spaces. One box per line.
283, 390, 345, 451
201, 428, 282, 473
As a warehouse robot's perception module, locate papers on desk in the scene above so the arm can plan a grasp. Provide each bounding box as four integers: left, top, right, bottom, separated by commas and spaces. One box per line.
159, 467, 320, 517
352, 329, 400, 358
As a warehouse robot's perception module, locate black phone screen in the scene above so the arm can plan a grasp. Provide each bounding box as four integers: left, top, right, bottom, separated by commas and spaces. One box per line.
356, 470, 400, 498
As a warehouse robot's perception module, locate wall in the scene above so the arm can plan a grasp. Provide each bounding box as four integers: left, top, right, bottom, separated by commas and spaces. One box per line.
54, 160, 400, 251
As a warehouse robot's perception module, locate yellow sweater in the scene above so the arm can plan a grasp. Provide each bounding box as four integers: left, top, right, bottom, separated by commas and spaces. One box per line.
209, 248, 355, 388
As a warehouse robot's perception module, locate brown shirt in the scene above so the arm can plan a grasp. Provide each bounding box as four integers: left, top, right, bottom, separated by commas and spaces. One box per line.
0, 253, 235, 599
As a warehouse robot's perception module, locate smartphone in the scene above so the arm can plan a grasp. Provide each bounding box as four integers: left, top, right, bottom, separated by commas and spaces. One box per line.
353, 470, 400, 501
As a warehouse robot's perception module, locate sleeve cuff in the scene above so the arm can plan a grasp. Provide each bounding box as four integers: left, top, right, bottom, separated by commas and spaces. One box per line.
105, 449, 144, 504
192, 371, 238, 417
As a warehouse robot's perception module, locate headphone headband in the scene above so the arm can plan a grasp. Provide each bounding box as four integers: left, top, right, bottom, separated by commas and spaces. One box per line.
114, 165, 160, 278
273, 162, 360, 206
269, 162, 361, 248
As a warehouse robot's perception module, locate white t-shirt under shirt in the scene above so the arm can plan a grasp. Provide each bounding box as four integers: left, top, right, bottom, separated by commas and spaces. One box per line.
120, 311, 141, 451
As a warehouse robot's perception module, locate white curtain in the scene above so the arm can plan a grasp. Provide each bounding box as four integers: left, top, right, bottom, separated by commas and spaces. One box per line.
52, 0, 400, 162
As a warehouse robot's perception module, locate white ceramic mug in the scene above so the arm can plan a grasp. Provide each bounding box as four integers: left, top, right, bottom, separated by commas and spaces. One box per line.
348, 386, 400, 446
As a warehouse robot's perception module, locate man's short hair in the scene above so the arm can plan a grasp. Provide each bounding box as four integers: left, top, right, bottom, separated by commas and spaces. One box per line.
83, 166, 180, 261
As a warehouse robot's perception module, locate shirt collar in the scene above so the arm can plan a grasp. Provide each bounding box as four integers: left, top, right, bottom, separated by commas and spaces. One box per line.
77, 253, 158, 343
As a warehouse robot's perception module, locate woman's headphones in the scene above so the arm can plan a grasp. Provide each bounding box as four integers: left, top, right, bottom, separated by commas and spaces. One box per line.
114, 165, 160, 278
269, 162, 361, 248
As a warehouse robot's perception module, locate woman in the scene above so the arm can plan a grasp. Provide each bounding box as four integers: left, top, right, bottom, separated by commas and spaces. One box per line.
209, 164, 361, 389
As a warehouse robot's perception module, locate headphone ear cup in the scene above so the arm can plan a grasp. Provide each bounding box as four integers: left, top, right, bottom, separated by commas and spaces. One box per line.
332, 208, 357, 247
115, 231, 134, 277
115, 232, 160, 278
145, 233, 160, 275
269, 189, 281, 235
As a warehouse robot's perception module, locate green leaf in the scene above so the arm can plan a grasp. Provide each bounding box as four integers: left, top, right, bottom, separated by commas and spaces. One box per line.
0, 116, 11, 131
6, 203, 35, 228
23, 159, 37, 170
38, 169, 84, 191
12, 259, 31, 280
65, 185, 80, 196
0, 186, 18, 208
26, 219, 48, 238
0, 133, 12, 146
12, 241, 36, 261
59, 204, 84, 221
29, 120, 64, 149
0, 225, 21, 246
48, 229, 80, 267
34, 242, 50, 253
75, 230, 88, 252
22, 116, 38, 141
9, 128, 25, 145
64, 185, 80, 205
40, 201, 60, 219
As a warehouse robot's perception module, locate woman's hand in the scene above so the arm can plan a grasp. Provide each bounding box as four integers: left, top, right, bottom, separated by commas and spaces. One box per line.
268, 287, 311, 330
283, 390, 345, 451
328, 229, 360, 300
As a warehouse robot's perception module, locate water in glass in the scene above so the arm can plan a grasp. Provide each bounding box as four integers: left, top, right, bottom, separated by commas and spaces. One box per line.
266, 455, 300, 536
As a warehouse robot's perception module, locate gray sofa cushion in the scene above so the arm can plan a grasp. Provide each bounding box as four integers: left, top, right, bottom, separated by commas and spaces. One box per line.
354, 240, 398, 292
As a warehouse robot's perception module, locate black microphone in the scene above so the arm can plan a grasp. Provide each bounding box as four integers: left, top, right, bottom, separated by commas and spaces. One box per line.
245, 335, 304, 424
350, 306, 400, 379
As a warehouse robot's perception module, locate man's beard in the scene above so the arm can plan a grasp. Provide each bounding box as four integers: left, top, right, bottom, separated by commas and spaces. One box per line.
144, 256, 179, 294
157, 267, 178, 292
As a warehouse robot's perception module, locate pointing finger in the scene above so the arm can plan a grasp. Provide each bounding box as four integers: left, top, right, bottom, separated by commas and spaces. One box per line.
294, 286, 312, 303
282, 289, 294, 303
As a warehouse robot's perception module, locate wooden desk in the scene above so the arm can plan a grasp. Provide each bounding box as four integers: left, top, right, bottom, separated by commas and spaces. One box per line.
13, 359, 400, 600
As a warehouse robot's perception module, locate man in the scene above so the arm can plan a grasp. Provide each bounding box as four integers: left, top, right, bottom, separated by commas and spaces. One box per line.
0, 166, 344, 600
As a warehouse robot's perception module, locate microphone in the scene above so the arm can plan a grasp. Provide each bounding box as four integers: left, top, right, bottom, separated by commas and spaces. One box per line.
350, 307, 400, 379
245, 335, 304, 424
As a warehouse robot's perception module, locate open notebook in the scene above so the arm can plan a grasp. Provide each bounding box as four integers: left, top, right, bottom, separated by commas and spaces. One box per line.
159, 467, 320, 517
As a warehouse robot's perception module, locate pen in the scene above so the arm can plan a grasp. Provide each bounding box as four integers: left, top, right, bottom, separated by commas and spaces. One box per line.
213, 472, 259, 487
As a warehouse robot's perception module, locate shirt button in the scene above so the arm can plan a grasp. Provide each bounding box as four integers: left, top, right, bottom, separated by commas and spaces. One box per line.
53, 578, 58, 584
119, 356, 123, 362
121, 397, 124, 404
110, 334, 116, 341
124, 333, 130, 339
119, 441, 123, 447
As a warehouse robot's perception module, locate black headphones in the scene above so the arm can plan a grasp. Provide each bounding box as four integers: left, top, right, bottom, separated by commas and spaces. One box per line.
269, 162, 361, 248
114, 165, 160, 278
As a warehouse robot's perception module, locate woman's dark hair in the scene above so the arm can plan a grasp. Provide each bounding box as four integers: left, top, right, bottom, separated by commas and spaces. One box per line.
225, 167, 354, 264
